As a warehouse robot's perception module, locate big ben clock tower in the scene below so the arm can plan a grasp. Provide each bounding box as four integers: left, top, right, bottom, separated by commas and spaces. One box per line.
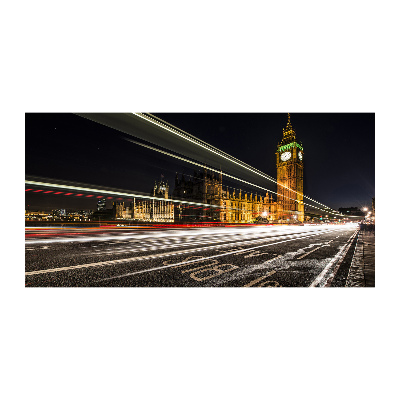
276, 113, 304, 222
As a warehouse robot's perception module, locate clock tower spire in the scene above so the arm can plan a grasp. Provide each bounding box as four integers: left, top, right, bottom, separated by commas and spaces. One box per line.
282, 113, 296, 142
276, 113, 304, 223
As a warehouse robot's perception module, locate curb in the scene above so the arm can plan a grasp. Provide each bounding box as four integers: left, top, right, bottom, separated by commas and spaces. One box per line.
310, 230, 358, 287
345, 230, 365, 287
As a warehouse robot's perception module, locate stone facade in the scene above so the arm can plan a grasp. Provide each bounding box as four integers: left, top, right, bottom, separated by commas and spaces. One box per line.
173, 170, 278, 223
276, 114, 305, 222
173, 114, 304, 224
113, 179, 174, 222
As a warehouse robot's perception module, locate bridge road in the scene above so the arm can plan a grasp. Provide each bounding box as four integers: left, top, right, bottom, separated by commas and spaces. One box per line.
25, 224, 359, 287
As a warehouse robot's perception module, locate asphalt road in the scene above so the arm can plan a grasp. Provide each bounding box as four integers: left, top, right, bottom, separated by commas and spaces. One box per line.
25, 224, 359, 287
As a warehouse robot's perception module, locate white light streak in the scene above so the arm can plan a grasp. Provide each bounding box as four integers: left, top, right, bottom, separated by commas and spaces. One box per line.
133, 113, 348, 218
98, 227, 347, 282
25, 180, 220, 209
26, 226, 348, 276
125, 136, 349, 218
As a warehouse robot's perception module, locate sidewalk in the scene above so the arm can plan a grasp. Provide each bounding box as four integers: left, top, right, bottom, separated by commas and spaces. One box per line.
345, 230, 375, 287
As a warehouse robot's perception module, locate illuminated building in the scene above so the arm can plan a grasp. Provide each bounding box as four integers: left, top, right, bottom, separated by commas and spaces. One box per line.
113, 201, 125, 219
113, 178, 174, 222
148, 179, 174, 221
173, 170, 278, 223
97, 198, 106, 211
152, 179, 169, 199
52, 209, 66, 218
25, 210, 52, 220
173, 170, 223, 221
174, 114, 306, 224
276, 114, 304, 222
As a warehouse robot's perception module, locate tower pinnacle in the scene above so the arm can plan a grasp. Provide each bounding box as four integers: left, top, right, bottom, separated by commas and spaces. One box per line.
282, 113, 295, 140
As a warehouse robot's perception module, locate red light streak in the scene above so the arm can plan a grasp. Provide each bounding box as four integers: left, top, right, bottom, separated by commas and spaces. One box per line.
25, 189, 32, 191
75, 194, 84, 197
43, 191, 53, 194
107, 197, 113, 199
86, 195, 94, 197
96, 196, 103, 198
54, 192, 63, 195
64, 193, 73, 196
33, 190, 43, 192
25, 221, 273, 237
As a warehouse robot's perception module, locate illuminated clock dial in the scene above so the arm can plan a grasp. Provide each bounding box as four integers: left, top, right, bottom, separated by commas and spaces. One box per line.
298, 151, 303, 160
281, 151, 291, 161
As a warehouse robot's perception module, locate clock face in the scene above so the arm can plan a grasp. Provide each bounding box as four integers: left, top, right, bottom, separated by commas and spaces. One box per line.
281, 151, 291, 161
298, 151, 303, 160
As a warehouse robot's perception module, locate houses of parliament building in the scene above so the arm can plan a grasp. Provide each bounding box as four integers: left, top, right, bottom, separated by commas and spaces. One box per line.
174, 114, 305, 223
112, 114, 304, 224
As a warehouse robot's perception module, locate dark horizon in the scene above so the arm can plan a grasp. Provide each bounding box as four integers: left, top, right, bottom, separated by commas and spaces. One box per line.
25, 113, 375, 212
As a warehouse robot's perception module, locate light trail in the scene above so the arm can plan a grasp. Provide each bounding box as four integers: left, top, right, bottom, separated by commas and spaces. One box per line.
75, 113, 352, 218
135, 113, 346, 217
124, 137, 350, 218
135, 113, 277, 184
25, 177, 340, 219
25, 225, 300, 245
25, 176, 355, 219
24, 179, 221, 209
98, 227, 347, 282
25, 226, 348, 277
25, 177, 276, 216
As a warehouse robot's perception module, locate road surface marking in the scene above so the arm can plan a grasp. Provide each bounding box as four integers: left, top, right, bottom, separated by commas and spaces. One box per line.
189, 263, 239, 282
183, 254, 281, 283
244, 250, 270, 259
309, 232, 358, 287
163, 255, 203, 267
244, 275, 281, 287
297, 240, 333, 259
259, 280, 280, 287
182, 260, 219, 273
97, 232, 339, 282
26, 228, 346, 277
297, 246, 324, 259
244, 270, 277, 287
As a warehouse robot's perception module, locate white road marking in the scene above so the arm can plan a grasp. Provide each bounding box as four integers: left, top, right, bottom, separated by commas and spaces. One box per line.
309, 232, 358, 287
296, 240, 332, 260
297, 246, 323, 259
98, 230, 343, 282
26, 228, 349, 279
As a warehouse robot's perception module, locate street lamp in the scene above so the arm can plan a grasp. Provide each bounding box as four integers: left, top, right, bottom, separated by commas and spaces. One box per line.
362, 207, 368, 212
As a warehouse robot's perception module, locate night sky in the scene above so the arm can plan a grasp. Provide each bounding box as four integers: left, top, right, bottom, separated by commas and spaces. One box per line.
25, 113, 375, 211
